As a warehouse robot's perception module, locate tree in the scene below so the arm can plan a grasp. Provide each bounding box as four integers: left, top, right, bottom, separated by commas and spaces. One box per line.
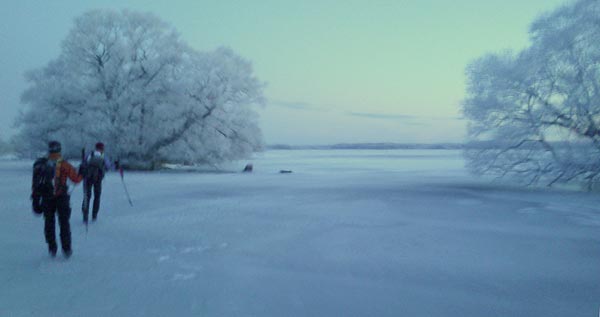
0, 134, 7, 155
463, 0, 600, 189
16, 9, 264, 168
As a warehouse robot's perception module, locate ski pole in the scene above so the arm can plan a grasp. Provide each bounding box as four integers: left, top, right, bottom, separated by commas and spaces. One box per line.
120, 168, 133, 207
81, 148, 89, 236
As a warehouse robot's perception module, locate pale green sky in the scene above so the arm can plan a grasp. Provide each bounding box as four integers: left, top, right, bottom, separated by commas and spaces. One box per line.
0, 0, 568, 144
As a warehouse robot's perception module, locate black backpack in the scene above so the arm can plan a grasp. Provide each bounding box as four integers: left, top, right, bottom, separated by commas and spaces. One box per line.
86, 153, 105, 182
31, 158, 56, 213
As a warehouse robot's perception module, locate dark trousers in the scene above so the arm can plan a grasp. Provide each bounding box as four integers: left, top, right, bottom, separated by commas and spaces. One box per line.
43, 195, 72, 252
82, 179, 102, 220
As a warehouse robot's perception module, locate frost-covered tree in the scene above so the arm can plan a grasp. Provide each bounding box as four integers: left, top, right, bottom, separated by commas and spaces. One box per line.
0, 134, 8, 154
16, 9, 264, 168
463, 0, 600, 188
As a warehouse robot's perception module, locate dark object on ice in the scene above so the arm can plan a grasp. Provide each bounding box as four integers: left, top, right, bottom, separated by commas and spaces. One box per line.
279, 170, 293, 174
243, 163, 253, 172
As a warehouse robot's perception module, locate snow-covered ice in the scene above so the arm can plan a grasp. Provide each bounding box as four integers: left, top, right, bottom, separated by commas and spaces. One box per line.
1, 150, 599, 317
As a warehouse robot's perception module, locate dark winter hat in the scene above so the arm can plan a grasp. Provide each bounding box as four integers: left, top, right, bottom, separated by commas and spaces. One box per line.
48, 141, 61, 153
95, 142, 105, 151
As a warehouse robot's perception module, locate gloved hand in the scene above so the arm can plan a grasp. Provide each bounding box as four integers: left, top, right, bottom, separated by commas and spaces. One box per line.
78, 164, 86, 176
31, 193, 43, 215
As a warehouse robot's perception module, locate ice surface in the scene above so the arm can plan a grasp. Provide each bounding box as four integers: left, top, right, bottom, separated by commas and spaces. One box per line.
1, 150, 599, 316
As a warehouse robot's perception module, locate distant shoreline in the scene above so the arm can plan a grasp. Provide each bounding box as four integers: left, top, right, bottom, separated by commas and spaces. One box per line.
266, 141, 586, 150
266, 143, 464, 150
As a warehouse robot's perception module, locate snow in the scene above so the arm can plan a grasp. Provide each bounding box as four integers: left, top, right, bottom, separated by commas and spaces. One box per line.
1, 150, 599, 317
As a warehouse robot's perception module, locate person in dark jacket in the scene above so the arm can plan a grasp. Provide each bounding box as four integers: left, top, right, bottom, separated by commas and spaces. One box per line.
82, 142, 114, 223
40, 141, 83, 258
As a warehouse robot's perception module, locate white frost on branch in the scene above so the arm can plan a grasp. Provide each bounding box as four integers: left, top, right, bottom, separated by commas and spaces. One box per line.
463, 0, 600, 188
16, 9, 265, 168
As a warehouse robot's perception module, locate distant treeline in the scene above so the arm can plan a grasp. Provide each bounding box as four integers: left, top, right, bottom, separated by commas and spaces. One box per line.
267, 143, 465, 150
267, 141, 592, 150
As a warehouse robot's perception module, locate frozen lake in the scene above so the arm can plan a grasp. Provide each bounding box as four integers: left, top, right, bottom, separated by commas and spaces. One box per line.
1, 150, 599, 316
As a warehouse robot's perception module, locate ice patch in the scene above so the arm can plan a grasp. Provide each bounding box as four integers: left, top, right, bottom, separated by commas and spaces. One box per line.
181, 246, 210, 254
3, 151, 600, 316
158, 255, 170, 262
456, 199, 482, 206
516, 207, 539, 214
544, 203, 570, 212
180, 243, 228, 254
543, 202, 600, 227
568, 215, 600, 227
172, 273, 196, 281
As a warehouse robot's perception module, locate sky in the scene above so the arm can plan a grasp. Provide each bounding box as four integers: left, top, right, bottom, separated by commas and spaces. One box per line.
0, 0, 568, 145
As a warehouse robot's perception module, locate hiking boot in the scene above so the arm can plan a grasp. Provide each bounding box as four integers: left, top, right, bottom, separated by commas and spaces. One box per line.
63, 249, 72, 259
49, 246, 57, 258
